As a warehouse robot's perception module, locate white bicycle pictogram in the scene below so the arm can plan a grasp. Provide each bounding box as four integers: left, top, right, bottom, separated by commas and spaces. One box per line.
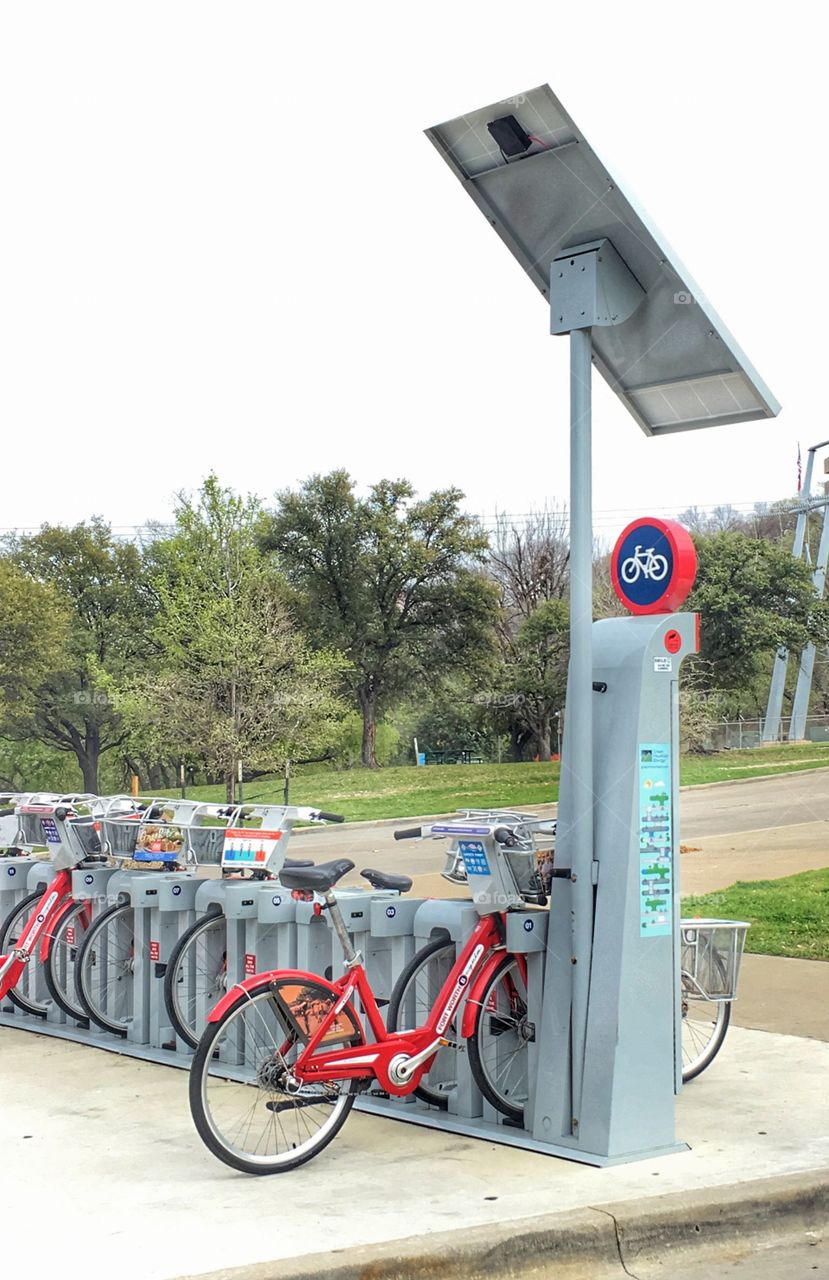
620, 544, 669, 584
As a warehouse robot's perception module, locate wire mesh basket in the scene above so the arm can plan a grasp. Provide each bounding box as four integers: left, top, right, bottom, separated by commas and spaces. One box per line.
13, 796, 98, 863
501, 846, 548, 900
101, 802, 236, 866
441, 809, 556, 888
680, 919, 750, 1001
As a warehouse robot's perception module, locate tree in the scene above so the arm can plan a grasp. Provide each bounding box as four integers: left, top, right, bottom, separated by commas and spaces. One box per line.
116, 477, 345, 799
688, 531, 829, 692
508, 599, 570, 759
3, 521, 149, 791
262, 471, 497, 766
484, 510, 572, 759
488, 508, 570, 620
0, 559, 70, 718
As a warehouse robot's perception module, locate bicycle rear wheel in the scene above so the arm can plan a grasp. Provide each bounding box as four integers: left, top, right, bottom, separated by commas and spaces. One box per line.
467, 955, 530, 1123
0, 891, 49, 1017
190, 976, 363, 1174
386, 932, 458, 1109
44, 900, 91, 1024
75, 902, 141, 1036
164, 909, 227, 1049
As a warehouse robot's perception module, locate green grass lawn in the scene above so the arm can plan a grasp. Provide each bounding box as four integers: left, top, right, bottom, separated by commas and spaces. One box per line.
168, 742, 829, 823
682, 868, 829, 962
679, 743, 829, 786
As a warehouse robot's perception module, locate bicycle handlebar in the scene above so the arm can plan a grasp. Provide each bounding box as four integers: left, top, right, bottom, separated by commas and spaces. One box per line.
0, 807, 15, 818
394, 826, 422, 841
312, 810, 345, 824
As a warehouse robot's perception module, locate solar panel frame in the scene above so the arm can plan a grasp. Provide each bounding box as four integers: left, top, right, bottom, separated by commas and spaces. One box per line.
426, 85, 780, 436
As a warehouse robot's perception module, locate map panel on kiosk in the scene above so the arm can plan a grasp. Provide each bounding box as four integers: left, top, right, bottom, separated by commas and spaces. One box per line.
426, 85, 780, 436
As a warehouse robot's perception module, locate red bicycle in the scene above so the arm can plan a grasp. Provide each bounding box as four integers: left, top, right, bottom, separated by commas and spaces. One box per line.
0, 798, 105, 1021
189, 816, 553, 1174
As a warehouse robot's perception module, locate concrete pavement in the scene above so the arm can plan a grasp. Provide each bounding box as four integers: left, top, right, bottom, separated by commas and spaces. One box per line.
1, 1022, 827, 1280
1, 769, 827, 1279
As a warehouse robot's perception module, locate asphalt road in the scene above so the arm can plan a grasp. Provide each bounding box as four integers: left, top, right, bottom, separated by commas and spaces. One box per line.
681, 770, 829, 839
633, 1235, 828, 1279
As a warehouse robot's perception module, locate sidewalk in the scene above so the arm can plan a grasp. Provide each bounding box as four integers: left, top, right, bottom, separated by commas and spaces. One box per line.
1, 1022, 827, 1280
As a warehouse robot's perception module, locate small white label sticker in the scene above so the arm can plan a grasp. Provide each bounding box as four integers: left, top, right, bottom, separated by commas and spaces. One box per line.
654, 656, 672, 672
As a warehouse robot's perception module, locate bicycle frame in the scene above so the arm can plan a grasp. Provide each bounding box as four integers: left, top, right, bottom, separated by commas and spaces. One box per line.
208, 913, 506, 1096
0, 869, 74, 998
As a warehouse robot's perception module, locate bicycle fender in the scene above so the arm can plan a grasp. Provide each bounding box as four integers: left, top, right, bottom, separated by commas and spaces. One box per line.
38, 895, 85, 963
207, 968, 352, 1024
460, 950, 506, 1039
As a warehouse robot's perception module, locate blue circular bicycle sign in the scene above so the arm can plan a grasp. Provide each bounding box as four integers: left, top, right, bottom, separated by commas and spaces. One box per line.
611, 517, 697, 615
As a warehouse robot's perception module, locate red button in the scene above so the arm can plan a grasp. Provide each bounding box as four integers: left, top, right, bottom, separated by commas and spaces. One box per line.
665, 630, 682, 654
255, 850, 266, 861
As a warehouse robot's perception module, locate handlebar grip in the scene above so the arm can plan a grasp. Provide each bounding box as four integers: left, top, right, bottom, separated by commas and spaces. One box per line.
54, 806, 69, 821
314, 810, 345, 824
493, 826, 517, 846
0, 807, 15, 818
394, 826, 422, 841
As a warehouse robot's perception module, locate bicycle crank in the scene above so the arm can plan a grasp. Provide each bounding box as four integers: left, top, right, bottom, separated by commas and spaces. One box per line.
387, 1036, 446, 1086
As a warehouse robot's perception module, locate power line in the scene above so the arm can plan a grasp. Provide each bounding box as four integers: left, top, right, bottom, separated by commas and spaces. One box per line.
0, 498, 800, 539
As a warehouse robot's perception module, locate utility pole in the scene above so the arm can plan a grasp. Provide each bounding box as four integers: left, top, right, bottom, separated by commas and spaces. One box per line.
762, 441, 829, 741
790, 494, 829, 739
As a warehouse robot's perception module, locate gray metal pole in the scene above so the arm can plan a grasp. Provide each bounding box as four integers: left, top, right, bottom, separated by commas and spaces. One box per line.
762, 448, 817, 741
790, 500, 829, 739
568, 326, 595, 1126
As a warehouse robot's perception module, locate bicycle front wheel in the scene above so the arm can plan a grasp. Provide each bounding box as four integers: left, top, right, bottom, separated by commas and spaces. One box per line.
75, 902, 140, 1036
0, 891, 50, 1017
386, 932, 458, 1109
467, 955, 530, 1123
681, 976, 731, 1081
44, 900, 92, 1024
164, 909, 227, 1049
190, 977, 363, 1175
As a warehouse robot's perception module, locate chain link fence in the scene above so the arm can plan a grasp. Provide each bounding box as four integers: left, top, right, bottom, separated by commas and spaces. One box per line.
704, 714, 829, 750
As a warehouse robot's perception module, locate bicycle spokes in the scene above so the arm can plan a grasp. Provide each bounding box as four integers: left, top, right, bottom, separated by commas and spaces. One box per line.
193, 983, 360, 1172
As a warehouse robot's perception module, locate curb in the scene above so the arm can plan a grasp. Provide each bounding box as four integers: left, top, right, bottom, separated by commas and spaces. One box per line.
174, 1168, 829, 1280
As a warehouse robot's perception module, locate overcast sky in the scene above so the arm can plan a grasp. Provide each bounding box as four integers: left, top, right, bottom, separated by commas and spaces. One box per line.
0, 2, 820, 543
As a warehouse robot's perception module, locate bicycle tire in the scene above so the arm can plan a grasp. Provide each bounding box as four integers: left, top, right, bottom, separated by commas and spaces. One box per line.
650, 554, 669, 581
43, 899, 91, 1025
189, 976, 361, 1174
0, 891, 49, 1018
385, 931, 457, 1110
620, 557, 640, 584
467, 954, 529, 1123
75, 901, 136, 1037
163, 907, 226, 1049
681, 973, 732, 1082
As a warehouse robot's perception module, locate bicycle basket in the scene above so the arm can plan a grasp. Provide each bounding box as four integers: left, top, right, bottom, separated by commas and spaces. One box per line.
188, 824, 227, 866
16, 812, 49, 847
65, 817, 101, 856
100, 813, 142, 857
501, 846, 546, 901
680, 919, 750, 1001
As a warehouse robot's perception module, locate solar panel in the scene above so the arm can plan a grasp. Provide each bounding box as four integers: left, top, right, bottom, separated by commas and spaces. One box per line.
426, 85, 780, 435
